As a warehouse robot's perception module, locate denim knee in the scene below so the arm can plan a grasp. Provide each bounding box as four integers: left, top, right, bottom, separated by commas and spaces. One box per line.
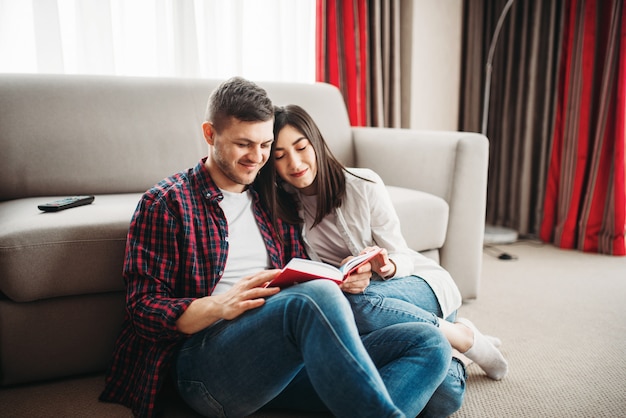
278, 280, 357, 335
418, 357, 467, 417
286, 280, 352, 313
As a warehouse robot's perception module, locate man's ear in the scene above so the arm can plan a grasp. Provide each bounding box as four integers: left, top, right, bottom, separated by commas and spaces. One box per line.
202, 122, 215, 145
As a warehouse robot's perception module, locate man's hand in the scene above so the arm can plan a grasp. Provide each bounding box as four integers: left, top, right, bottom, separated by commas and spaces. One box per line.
212, 270, 281, 320
176, 270, 281, 334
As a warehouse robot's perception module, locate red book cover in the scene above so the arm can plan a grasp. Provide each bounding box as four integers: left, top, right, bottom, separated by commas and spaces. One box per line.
267, 248, 382, 288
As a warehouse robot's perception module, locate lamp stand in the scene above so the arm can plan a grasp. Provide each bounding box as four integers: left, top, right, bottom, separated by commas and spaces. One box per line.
482, 0, 518, 245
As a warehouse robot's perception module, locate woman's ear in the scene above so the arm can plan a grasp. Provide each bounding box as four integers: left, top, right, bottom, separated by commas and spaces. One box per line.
202, 122, 215, 145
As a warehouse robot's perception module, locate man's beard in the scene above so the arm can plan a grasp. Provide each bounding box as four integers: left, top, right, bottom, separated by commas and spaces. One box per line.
213, 146, 260, 186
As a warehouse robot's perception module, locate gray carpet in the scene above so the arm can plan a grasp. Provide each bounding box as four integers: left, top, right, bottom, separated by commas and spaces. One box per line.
451, 241, 626, 417
1, 242, 625, 417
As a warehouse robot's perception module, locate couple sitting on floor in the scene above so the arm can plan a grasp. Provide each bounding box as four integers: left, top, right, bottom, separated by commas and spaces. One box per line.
100, 77, 508, 418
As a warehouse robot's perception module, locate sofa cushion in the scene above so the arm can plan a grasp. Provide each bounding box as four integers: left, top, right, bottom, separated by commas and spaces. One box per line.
386, 186, 449, 253
0, 194, 141, 302
0, 292, 125, 385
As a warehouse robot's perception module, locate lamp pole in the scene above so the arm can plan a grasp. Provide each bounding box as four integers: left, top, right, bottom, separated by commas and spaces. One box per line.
482, 0, 519, 246
481, 0, 516, 136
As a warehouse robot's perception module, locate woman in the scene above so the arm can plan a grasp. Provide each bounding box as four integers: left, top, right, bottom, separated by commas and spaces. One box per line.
255, 104, 508, 382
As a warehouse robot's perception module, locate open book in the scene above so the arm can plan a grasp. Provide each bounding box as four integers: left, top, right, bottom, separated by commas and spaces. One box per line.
266, 248, 383, 288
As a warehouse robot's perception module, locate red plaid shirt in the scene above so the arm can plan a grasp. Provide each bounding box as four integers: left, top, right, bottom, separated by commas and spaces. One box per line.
100, 159, 305, 417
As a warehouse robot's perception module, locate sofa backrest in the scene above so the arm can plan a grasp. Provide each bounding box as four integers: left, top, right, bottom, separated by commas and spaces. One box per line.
0, 74, 353, 201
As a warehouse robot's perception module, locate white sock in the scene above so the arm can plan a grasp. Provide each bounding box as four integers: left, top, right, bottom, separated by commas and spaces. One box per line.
457, 318, 509, 380
486, 335, 502, 348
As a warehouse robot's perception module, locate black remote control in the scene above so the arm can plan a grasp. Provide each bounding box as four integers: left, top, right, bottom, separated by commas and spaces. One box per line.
38, 195, 95, 212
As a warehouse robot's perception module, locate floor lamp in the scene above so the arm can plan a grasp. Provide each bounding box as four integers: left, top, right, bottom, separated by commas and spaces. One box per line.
482, 0, 519, 245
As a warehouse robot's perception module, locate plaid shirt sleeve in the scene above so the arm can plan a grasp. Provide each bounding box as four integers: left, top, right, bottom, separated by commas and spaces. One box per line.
123, 193, 194, 342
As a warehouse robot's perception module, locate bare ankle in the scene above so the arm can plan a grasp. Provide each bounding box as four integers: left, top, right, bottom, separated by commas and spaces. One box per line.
455, 321, 474, 353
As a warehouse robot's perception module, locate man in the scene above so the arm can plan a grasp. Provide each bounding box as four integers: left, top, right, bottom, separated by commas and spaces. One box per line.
100, 77, 450, 418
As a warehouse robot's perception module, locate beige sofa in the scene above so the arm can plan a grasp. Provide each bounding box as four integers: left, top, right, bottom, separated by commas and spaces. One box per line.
0, 74, 488, 387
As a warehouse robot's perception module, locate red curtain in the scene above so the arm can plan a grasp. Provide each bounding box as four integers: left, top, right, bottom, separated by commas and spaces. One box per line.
316, 0, 369, 126
540, 0, 626, 255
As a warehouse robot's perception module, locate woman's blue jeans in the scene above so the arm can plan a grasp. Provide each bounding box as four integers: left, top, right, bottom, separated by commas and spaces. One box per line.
345, 276, 467, 417
174, 280, 450, 418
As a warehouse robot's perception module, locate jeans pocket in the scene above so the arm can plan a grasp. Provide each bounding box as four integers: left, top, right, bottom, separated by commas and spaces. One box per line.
177, 380, 225, 418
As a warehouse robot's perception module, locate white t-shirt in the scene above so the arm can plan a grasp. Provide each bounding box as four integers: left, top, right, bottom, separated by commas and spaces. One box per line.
211, 189, 270, 295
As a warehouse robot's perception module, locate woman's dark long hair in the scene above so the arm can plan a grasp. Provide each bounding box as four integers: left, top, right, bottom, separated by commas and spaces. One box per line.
255, 104, 347, 232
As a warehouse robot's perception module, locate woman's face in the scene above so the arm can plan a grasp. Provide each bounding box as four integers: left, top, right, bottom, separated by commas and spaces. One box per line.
273, 124, 318, 195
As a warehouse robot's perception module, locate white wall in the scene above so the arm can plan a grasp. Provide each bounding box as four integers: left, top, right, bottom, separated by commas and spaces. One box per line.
401, 0, 463, 130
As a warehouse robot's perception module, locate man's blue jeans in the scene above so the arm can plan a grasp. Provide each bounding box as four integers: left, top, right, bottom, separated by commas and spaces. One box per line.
174, 280, 450, 418
345, 275, 467, 417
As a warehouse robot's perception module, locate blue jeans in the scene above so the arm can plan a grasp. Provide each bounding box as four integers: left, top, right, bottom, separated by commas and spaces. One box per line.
174, 280, 450, 418
345, 276, 467, 417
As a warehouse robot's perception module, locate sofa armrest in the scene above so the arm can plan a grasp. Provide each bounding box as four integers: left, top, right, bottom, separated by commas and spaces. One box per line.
352, 127, 489, 300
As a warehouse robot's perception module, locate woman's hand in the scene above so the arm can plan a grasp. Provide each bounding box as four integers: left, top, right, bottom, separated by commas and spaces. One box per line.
339, 260, 371, 294
362, 246, 396, 279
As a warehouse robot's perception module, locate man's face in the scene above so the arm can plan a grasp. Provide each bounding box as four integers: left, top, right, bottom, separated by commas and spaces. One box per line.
204, 118, 274, 192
